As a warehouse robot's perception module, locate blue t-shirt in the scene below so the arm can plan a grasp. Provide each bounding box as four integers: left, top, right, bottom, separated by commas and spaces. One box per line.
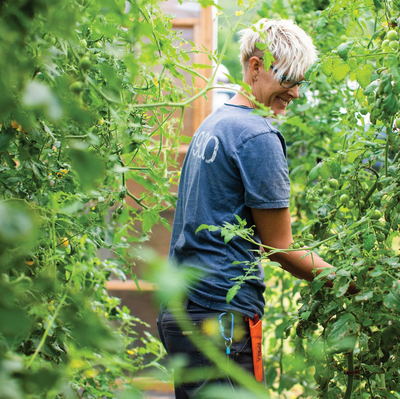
169, 104, 290, 318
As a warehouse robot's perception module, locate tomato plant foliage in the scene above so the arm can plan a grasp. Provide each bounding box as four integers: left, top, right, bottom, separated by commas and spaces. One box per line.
246, 0, 400, 397
2, 0, 400, 397
0, 0, 218, 397
203, 0, 400, 397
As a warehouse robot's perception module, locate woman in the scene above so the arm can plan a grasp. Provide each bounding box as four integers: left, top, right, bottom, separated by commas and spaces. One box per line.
157, 18, 333, 398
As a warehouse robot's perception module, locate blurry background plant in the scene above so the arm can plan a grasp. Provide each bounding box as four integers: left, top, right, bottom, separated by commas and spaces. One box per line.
2, 0, 400, 397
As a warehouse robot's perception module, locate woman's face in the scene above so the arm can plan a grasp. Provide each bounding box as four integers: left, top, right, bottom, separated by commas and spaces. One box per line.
249, 57, 302, 115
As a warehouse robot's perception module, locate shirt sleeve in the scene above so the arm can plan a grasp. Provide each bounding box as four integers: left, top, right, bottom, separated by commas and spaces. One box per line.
233, 132, 290, 209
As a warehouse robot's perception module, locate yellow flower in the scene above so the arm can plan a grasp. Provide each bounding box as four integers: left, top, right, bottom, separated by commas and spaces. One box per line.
180, 41, 183, 47
216, 12, 222, 16
57, 169, 68, 178
153, 77, 159, 86
60, 237, 69, 247
169, 177, 173, 184
99, 117, 104, 125
178, 171, 181, 176
91, 206, 96, 211
235, 10, 243, 16
104, 312, 108, 317
127, 349, 134, 355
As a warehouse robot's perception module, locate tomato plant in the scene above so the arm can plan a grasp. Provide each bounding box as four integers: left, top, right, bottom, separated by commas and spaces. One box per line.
0, 0, 223, 397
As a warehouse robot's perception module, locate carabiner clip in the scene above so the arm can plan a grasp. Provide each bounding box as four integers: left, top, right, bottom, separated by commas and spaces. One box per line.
218, 312, 234, 355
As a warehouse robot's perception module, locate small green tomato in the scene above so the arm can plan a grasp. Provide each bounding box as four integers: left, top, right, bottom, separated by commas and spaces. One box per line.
70, 81, 83, 94
328, 178, 339, 189
347, 201, 355, 209
389, 40, 399, 50
322, 186, 331, 195
340, 194, 349, 204
387, 30, 398, 41
79, 56, 92, 72
376, 232, 385, 242
371, 210, 382, 220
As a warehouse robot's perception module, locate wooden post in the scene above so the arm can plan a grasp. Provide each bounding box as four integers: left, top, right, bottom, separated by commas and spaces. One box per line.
192, 6, 214, 133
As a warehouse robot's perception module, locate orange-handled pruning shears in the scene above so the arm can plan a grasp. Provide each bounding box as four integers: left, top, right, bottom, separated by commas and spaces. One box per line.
248, 314, 263, 383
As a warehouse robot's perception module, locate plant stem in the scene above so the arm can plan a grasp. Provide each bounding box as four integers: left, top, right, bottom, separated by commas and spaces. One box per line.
344, 351, 354, 399
26, 291, 68, 369
52, 208, 57, 280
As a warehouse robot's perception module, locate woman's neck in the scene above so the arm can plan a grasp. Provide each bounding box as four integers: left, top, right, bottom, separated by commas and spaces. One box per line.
226, 91, 255, 109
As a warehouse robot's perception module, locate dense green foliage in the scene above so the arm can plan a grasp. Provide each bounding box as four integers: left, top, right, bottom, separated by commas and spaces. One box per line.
0, 0, 215, 397
2, 0, 400, 398
211, 0, 400, 397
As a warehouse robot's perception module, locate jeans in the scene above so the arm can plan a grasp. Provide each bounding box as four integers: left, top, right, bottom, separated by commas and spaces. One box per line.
157, 300, 257, 399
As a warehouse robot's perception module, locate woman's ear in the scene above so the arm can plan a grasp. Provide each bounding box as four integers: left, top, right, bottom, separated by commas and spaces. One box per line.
248, 56, 262, 74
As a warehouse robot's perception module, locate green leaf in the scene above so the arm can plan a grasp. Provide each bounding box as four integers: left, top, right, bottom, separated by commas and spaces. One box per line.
309, 162, 322, 180
383, 93, 400, 115
320, 162, 330, 180
332, 63, 351, 84
356, 64, 374, 89
321, 58, 334, 77
180, 135, 192, 144
192, 63, 213, 69
384, 284, 400, 312
68, 146, 106, 191
238, 80, 252, 94
331, 162, 341, 178
355, 291, 374, 301
0, 131, 13, 151
195, 224, 219, 234
222, 73, 236, 84
142, 209, 160, 233
334, 277, 350, 298
255, 42, 267, 50
285, 116, 312, 135
198, 0, 220, 7
337, 41, 353, 60
364, 233, 376, 252
265, 367, 278, 387
262, 50, 275, 72
222, 231, 235, 244
364, 79, 380, 94
226, 285, 240, 304
315, 17, 328, 30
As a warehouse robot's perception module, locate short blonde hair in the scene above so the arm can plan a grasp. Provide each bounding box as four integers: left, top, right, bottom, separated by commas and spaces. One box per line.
239, 19, 318, 81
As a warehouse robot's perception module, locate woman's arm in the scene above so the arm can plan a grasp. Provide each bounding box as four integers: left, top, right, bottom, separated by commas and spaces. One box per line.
251, 207, 334, 282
